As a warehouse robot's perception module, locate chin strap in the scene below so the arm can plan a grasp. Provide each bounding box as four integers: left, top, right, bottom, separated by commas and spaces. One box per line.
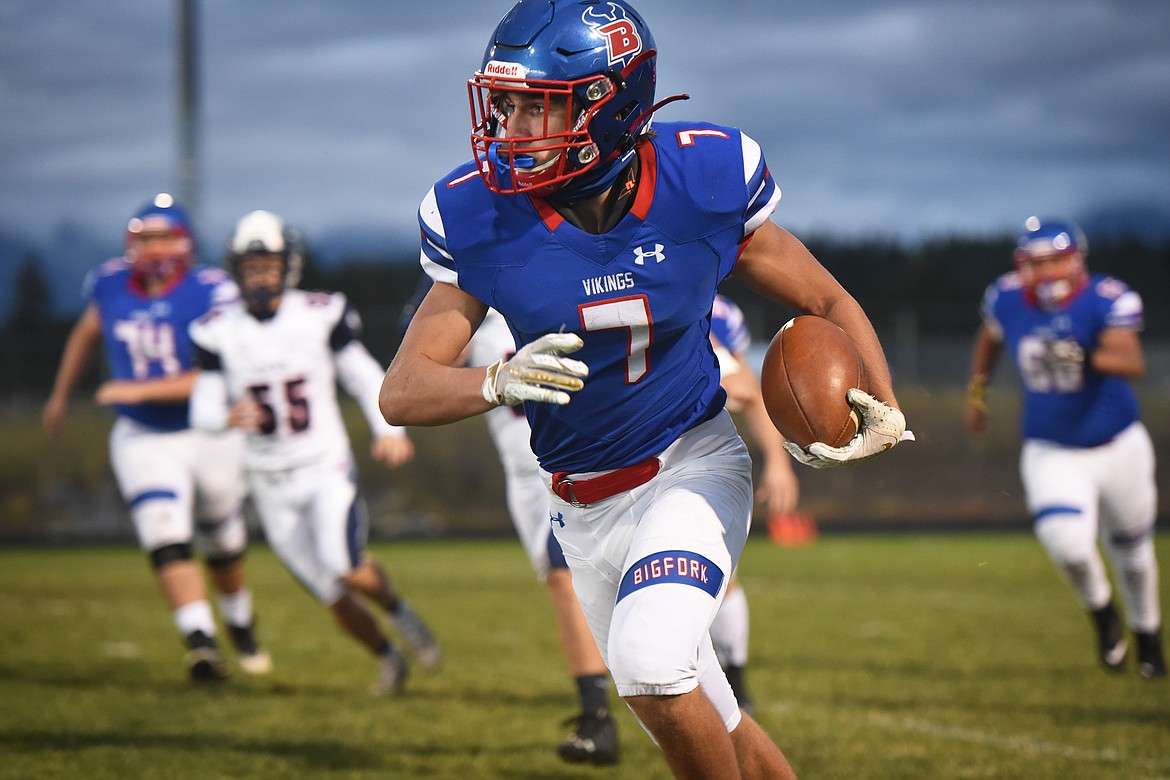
553, 93, 690, 204
244, 286, 280, 320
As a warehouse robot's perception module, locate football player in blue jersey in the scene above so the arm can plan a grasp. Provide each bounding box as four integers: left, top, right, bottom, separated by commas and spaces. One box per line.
380, 2, 911, 776
965, 217, 1164, 679
42, 194, 271, 682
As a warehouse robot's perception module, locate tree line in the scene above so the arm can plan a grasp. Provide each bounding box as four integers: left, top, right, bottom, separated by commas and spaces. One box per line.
3, 235, 1167, 399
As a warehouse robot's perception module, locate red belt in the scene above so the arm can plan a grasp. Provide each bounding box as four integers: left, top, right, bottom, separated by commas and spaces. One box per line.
551, 457, 661, 507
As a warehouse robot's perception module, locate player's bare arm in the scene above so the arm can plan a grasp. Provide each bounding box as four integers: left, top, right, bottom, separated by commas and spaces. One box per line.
733, 219, 900, 410
1091, 326, 1144, 379
42, 304, 103, 437
720, 347, 798, 514
964, 323, 1003, 435
94, 370, 199, 407
380, 281, 494, 426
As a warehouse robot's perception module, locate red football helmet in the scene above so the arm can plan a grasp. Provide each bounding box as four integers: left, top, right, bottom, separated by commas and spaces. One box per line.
1013, 216, 1088, 309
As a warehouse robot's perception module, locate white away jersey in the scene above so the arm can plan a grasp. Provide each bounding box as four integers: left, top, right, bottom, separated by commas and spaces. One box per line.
189, 289, 391, 470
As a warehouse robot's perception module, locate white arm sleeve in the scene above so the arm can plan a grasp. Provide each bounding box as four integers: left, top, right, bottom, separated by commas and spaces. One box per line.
334, 341, 404, 438
189, 371, 230, 432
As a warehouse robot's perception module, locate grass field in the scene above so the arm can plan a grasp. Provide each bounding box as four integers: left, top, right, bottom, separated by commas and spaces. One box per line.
2, 534, 1168, 779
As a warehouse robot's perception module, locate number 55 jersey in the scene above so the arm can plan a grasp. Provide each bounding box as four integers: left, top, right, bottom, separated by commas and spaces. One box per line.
189, 289, 394, 471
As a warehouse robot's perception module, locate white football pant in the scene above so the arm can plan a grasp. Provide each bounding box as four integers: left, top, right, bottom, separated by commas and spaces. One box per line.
246, 452, 366, 604
109, 417, 247, 557
485, 404, 557, 580
1022, 421, 1161, 632
546, 411, 752, 732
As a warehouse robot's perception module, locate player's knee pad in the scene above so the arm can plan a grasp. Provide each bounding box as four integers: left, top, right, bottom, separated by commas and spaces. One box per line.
197, 512, 248, 561
1106, 526, 1157, 572
149, 542, 194, 570
205, 551, 244, 571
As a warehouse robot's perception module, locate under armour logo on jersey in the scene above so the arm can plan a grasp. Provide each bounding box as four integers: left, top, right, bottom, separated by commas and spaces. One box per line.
633, 244, 665, 265
550, 511, 565, 528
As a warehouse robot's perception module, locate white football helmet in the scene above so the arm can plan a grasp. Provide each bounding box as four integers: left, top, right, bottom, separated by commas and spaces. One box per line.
226, 211, 305, 315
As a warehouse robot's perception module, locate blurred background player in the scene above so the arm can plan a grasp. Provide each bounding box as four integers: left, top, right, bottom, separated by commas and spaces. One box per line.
466, 304, 620, 765
708, 294, 801, 713
189, 210, 439, 695
964, 216, 1164, 679
41, 193, 270, 681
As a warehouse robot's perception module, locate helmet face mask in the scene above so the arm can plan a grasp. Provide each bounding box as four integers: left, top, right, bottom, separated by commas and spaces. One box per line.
1013, 217, 1089, 309
470, 71, 618, 194
125, 193, 193, 287
225, 210, 302, 315
469, 0, 659, 199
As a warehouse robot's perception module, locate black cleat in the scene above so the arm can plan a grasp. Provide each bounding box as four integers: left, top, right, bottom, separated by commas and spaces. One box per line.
1091, 603, 1127, 671
227, 623, 272, 675
1136, 630, 1166, 679
185, 630, 228, 682
371, 645, 410, 696
558, 709, 620, 766
390, 600, 441, 670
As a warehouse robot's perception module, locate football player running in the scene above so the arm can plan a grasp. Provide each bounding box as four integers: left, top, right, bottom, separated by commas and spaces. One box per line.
708, 294, 801, 715
189, 211, 439, 695
965, 217, 1165, 679
465, 304, 621, 765
380, 1, 910, 776
42, 194, 271, 681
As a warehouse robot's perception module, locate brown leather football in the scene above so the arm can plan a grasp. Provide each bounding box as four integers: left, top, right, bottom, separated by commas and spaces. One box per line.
760, 315, 869, 449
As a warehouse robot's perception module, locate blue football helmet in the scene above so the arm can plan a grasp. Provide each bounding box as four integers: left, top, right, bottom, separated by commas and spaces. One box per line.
469, 0, 679, 201
1013, 216, 1089, 308
125, 193, 194, 284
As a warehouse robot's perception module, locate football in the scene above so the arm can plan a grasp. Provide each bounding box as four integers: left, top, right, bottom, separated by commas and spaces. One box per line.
760, 315, 869, 449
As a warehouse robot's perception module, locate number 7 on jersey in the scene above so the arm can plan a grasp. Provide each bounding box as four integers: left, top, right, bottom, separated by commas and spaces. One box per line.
580, 295, 653, 384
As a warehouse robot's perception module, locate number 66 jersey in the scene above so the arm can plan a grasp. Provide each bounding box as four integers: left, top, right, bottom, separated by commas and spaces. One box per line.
980, 271, 1144, 447
189, 289, 395, 471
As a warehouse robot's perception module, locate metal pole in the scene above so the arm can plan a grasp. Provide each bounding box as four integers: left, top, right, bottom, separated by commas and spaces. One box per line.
177, 0, 201, 233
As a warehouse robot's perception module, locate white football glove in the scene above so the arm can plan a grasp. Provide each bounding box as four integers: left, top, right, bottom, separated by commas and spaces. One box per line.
783, 388, 915, 469
482, 333, 589, 407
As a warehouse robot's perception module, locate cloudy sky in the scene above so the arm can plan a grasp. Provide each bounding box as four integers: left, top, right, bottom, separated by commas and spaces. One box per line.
1, 0, 1168, 260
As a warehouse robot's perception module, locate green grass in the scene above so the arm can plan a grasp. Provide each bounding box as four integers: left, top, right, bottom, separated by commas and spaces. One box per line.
1, 535, 1168, 779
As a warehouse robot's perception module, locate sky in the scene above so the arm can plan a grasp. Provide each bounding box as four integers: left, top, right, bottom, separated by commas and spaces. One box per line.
1, 0, 1169, 265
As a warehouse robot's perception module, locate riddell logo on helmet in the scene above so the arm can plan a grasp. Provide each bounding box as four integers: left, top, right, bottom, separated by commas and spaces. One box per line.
582, 4, 642, 66
484, 61, 527, 79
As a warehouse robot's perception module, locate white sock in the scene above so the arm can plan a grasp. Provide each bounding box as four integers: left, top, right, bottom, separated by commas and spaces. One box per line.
174, 600, 216, 637
218, 589, 254, 628
710, 584, 750, 667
